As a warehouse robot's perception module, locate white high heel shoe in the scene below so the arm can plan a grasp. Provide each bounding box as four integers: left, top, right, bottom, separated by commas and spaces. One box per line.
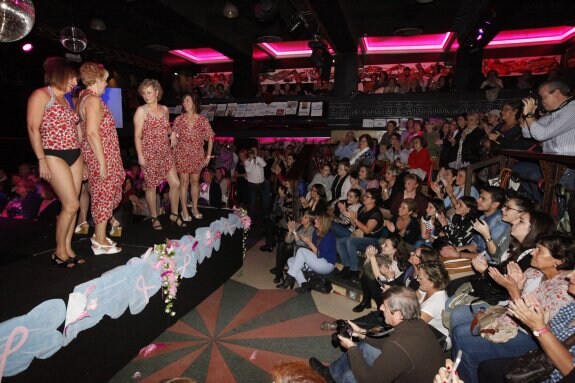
91, 235, 116, 247
91, 240, 122, 255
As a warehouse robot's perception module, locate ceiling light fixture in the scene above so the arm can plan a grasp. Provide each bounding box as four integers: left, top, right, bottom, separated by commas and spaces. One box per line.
222, 2, 239, 19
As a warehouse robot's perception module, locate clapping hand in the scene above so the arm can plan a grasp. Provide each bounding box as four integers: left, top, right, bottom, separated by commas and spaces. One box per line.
507, 294, 549, 331
506, 262, 526, 291
471, 255, 489, 273
365, 245, 378, 258
384, 220, 396, 232
471, 219, 491, 239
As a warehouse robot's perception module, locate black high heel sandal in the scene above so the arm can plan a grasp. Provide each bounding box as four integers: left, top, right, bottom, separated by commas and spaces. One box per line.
51, 254, 75, 268
276, 275, 295, 289
151, 217, 162, 231
169, 213, 187, 227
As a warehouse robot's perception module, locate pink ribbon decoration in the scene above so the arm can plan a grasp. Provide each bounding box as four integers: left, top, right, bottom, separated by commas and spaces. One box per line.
0, 326, 29, 381
178, 253, 192, 276
136, 276, 156, 304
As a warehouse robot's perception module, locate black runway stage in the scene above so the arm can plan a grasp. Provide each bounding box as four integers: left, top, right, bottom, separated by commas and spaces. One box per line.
0, 209, 244, 383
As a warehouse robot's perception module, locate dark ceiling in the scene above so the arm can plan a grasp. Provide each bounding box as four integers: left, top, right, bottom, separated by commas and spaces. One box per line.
3, 0, 575, 73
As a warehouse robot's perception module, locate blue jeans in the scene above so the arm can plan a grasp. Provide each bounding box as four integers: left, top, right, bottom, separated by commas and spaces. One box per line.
447, 301, 491, 330
513, 161, 542, 203
329, 342, 382, 383
336, 237, 380, 271
451, 322, 537, 383
331, 223, 353, 239
287, 248, 334, 286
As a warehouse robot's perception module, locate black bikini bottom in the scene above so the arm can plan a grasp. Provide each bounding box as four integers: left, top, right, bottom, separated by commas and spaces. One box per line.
44, 148, 82, 166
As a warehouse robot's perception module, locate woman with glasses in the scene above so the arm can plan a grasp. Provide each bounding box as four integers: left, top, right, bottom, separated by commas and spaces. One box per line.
336, 188, 384, 280
349, 134, 375, 168
299, 183, 327, 215
278, 213, 336, 293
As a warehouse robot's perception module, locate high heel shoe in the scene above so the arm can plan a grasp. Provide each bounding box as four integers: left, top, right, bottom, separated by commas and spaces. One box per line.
276, 275, 295, 289
51, 254, 75, 268
91, 241, 122, 255
91, 235, 116, 247
74, 221, 89, 235
109, 220, 122, 237
352, 297, 372, 313
181, 214, 192, 222
169, 213, 187, 227
192, 210, 203, 219
151, 217, 162, 231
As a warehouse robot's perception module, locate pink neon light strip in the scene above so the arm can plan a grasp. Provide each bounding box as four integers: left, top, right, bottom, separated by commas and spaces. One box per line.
362, 32, 453, 53
488, 26, 575, 47
258, 41, 334, 58
169, 49, 232, 64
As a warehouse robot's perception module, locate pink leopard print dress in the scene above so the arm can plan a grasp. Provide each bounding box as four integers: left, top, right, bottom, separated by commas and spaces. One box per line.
141, 109, 174, 190
78, 90, 125, 224
39, 86, 80, 150
172, 114, 215, 174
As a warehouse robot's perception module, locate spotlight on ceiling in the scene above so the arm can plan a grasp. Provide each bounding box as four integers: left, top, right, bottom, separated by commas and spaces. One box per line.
222, 2, 239, 19
89, 17, 106, 31
22, 42, 33, 52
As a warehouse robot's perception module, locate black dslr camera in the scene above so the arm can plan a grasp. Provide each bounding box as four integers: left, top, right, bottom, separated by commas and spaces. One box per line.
331, 319, 353, 347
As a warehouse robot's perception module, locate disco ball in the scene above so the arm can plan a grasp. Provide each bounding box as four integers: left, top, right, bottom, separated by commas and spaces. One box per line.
59, 26, 87, 52
0, 0, 36, 42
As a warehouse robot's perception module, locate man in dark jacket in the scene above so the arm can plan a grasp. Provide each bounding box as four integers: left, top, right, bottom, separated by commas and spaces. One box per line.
309, 286, 444, 383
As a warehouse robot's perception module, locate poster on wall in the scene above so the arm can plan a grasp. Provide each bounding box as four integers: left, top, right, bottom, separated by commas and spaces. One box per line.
286, 101, 298, 115
482, 55, 561, 76
298, 101, 311, 116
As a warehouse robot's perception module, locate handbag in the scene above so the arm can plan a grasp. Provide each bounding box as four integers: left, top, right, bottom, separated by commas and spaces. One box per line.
470, 306, 518, 343
505, 333, 575, 383
469, 273, 509, 305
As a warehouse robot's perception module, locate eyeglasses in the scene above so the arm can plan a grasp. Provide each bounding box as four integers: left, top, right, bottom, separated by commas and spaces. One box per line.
410, 251, 421, 259
502, 205, 523, 212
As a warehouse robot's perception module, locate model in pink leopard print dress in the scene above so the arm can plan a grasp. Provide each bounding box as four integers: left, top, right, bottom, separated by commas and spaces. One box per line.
27, 57, 84, 267
134, 79, 185, 230
172, 93, 214, 221
78, 62, 124, 255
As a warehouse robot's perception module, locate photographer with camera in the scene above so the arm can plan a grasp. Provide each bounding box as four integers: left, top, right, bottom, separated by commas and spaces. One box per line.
309, 286, 444, 383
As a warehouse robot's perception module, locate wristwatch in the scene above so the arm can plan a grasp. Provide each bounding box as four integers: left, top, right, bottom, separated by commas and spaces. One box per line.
533, 327, 550, 337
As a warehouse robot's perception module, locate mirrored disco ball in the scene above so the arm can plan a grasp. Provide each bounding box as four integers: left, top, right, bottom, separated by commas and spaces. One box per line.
0, 0, 36, 42
59, 26, 87, 52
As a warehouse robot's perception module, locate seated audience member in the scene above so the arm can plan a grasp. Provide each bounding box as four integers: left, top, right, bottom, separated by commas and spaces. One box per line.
435, 196, 479, 256
435, 359, 464, 383
447, 209, 555, 329
357, 165, 379, 191
487, 100, 537, 152
271, 209, 316, 284
309, 286, 444, 383
336, 188, 384, 280
442, 187, 507, 258
308, 164, 334, 201
349, 134, 375, 168
214, 167, 231, 207
36, 181, 61, 221
406, 136, 432, 181
384, 198, 422, 246
381, 133, 405, 164
417, 198, 446, 248
260, 182, 294, 253
385, 173, 428, 219
379, 164, 401, 209
451, 234, 575, 383
121, 177, 150, 217
478, 268, 575, 383
431, 167, 479, 210
416, 261, 450, 348
1, 179, 40, 219
300, 183, 328, 215
331, 188, 363, 239
379, 121, 399, 148
278, 213, 336, 294
271, 361, 326, 383
329, 161, 352, 206
469, 196, 534, 264
354, 237, 410, 313
198, 168, 222, 208
334, 131, 358, 161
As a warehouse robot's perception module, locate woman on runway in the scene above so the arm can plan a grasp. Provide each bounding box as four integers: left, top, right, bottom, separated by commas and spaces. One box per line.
172, 93, 214, 220
27, 57, 83, 267
77, 62, 125, 254
134, 79, 184, 230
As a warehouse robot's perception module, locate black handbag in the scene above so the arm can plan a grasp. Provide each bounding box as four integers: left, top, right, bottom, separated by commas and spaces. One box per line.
469, 273, 509, 305
505, 333, 575, 383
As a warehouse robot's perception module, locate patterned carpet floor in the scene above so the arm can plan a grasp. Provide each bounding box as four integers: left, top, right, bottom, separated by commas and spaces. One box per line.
109, 279, 341, 383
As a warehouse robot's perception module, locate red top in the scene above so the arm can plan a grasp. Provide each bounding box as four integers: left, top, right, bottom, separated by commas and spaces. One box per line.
408, 147, 432, 174
40, 86, 80, 150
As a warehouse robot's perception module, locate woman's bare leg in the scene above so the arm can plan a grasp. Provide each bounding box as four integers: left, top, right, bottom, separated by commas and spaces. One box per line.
190, 173, 201, 216
179, 173, 191, 219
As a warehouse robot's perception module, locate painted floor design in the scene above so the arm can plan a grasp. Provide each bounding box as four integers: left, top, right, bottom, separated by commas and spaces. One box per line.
109, 279, 341, 383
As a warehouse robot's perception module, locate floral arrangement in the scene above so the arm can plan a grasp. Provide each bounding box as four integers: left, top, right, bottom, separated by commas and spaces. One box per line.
153, 242, 181, 316
233, 207, 251, 258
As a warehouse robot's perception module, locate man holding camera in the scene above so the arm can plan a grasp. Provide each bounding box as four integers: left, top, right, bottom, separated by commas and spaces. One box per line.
309, 286, 444, 383
244, 146, 267, 221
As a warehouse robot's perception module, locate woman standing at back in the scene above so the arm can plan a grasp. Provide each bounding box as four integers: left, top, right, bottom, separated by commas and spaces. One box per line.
134, 79, 184, 230
27, 57, 83, 267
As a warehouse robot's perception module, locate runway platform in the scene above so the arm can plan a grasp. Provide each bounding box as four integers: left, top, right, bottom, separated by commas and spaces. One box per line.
0, 209, 244, 383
